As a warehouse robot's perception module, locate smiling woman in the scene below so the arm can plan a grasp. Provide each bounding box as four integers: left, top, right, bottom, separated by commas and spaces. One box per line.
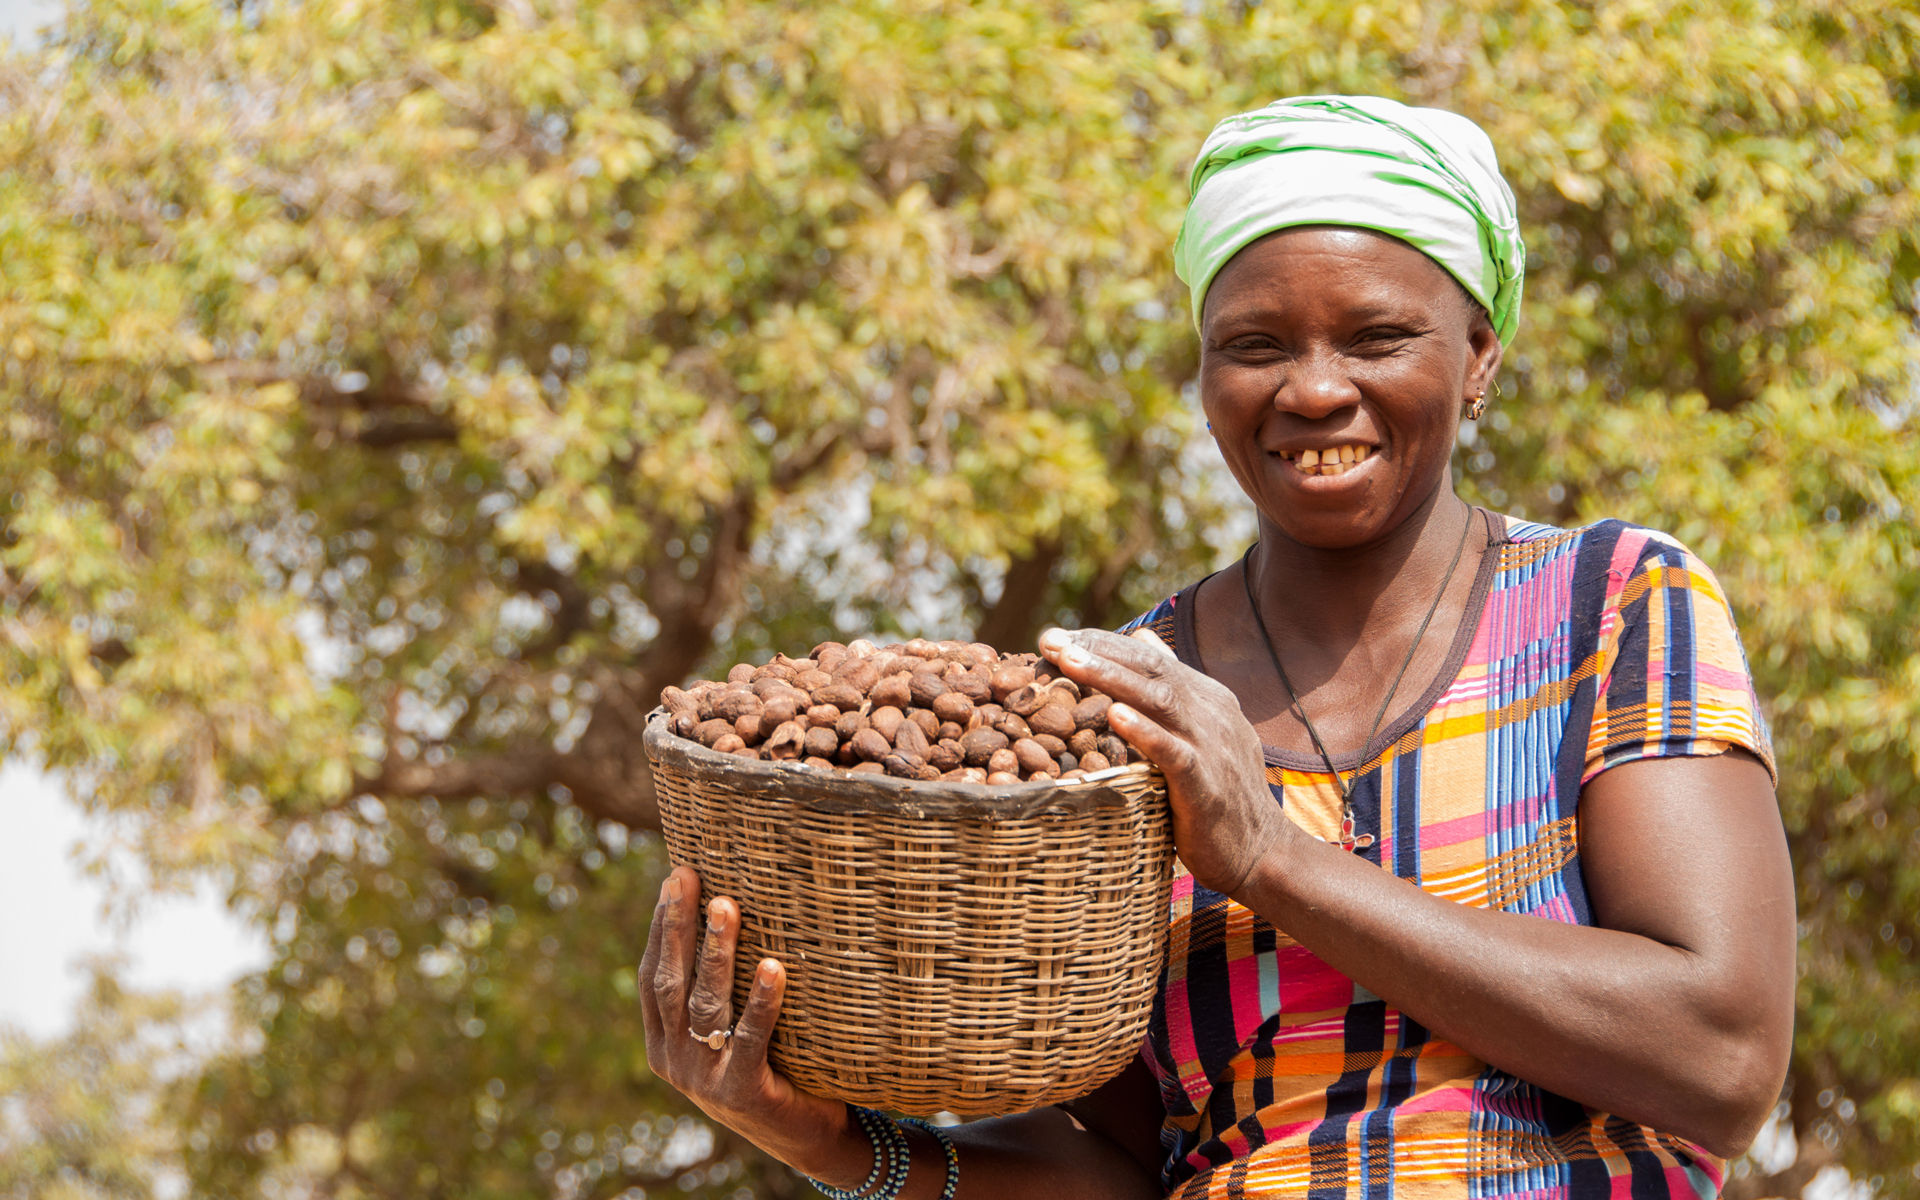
1095, 96, 1793, 1200
635, 96, 1796, 1200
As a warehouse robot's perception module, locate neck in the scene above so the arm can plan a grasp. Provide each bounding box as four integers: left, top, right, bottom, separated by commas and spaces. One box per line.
1249, 487, 1477, 646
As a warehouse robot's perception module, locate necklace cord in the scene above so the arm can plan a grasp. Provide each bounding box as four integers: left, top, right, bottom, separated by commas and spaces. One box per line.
1241, 505, 1476, 802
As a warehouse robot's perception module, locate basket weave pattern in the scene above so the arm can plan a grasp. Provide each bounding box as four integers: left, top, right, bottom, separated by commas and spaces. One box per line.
646, 710, 1174, 1116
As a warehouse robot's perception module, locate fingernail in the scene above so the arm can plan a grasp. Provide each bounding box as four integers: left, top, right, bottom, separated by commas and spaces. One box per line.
1062, 643, 1090, 666
1038, 628, 1067, 650
1110, 703, 1134, 723
757, 961, 778, 988
707, 900, 725, 932
662, 876, 681, 903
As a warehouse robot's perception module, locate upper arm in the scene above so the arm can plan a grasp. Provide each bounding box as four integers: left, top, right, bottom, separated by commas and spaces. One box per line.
1576, 535, 1793, 1034
1561, 535, 1793, 1139
1578, 748, 1795, 1045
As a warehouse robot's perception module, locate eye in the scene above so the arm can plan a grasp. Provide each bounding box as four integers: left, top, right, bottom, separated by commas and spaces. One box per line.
1352, 325, 1423, 352
1218, 334, 1286, 357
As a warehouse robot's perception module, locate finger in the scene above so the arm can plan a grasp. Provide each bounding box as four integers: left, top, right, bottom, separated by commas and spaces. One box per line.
638, 873, 674, 1047
1107, 701, 1199, 777
649, 867, 703, 1028
724, 958, 788, 1084
1040, 626, 1182, 679
686, 895, 741, 1040
1041, 628, 1185, 724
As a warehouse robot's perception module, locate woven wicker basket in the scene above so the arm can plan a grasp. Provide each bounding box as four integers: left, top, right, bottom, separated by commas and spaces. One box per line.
644, 707, 1174, 1116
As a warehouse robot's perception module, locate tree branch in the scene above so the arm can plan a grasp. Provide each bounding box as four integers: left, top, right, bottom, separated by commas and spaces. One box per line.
556, 485, 761, 830
772, 422, 850, 490
1684, 309, 1752, 412
360, 747, 560, 805
349, 417, 459, 446
199, 361, 437, 412
512, 560, 598, 661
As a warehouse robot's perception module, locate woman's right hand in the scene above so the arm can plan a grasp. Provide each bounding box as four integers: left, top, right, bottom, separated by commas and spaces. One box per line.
637, 865, 870, 1186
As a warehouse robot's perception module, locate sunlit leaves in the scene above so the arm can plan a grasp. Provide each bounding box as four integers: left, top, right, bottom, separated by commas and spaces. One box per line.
1, 0, 1916, 1192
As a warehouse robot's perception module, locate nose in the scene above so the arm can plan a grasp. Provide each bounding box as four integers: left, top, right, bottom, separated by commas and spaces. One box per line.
1273, 349, 1360, 419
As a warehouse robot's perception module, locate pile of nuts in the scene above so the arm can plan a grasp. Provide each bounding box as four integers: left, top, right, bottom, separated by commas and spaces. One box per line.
661, 638, 1144, 785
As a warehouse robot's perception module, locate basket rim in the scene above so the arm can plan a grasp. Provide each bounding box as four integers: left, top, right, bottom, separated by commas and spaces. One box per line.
644, 707, 1163, 819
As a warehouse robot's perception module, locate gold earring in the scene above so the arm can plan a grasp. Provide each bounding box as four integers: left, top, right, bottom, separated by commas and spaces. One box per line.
1465, 389, 1487, 421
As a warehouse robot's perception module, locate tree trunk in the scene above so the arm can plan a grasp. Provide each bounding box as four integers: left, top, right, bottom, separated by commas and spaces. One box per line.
973, 541, 1061, 652
1077, 518, 1155, 631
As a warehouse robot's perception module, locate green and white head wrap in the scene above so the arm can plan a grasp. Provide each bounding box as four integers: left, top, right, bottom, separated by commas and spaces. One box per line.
1174, 95, 1526, 345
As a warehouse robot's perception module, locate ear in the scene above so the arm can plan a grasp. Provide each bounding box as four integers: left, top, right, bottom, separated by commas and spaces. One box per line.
1465, 312, 1504, 400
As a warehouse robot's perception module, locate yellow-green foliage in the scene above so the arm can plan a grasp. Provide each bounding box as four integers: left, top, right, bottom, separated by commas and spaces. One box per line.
0, 965, 203, 1198
0, 0, 1915, 1195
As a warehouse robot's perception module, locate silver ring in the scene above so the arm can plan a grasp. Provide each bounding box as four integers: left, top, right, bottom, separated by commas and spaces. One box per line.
689, 1025, 732, 1050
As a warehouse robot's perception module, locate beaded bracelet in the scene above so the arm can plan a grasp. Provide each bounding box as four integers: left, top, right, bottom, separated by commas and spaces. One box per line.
900, 1118, 960, 1200
809, 1106, 881, 1200
807, 1106, 911, 1200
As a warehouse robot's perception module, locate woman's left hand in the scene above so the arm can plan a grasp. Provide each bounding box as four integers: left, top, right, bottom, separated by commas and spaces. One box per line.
1038, 626, 1293, 898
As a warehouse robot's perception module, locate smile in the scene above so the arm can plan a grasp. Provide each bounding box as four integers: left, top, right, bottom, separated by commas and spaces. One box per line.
1277, 445, 1373, 476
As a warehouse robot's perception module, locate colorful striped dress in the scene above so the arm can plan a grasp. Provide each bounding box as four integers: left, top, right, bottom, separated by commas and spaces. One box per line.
1116, 515, 1774, 1200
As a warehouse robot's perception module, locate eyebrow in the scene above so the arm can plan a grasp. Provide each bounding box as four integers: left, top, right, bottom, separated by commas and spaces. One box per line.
1206, 296, 1433, 331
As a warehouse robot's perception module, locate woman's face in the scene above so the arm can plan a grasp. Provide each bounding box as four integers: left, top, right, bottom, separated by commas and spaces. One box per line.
1199, 226, 1502, 551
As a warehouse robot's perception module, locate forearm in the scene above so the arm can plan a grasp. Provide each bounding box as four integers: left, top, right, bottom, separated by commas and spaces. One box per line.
1239, 822, 1788, 1156
794, 1107, 1160, 1200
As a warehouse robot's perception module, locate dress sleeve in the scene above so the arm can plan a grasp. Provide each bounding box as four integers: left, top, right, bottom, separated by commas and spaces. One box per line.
1582, 533, 1776, 785
1115, 593, 1181, 652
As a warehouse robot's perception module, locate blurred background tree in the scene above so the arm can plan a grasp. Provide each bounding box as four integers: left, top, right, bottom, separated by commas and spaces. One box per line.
0, 962, 204, 1199
0, 0, 1914, 1196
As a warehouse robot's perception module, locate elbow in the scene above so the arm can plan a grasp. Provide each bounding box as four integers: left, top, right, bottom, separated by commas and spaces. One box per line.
1689, 1111, 1769, 1162
1690, 1109, 1774, 1162
1676, 1033, 1793, 1160
1666, 954, 1795, 1159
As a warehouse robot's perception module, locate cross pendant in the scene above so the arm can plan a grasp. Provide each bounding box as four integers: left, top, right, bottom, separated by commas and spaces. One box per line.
1336, 811, 1375, 854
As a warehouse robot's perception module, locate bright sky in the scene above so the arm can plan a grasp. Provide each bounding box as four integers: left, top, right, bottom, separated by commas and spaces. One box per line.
0, 762, 270, 1039
0, 0, 57, 45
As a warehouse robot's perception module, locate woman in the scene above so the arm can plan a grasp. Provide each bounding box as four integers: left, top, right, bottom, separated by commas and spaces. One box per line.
637, 96, 1795, 1199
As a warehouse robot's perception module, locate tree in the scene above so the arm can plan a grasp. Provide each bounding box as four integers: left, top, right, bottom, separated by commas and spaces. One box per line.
0, 962, 201, 1199
1, 0, 1915, 1195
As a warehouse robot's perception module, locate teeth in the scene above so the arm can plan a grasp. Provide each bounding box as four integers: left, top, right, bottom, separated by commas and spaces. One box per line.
1291, 445, 1373, 475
